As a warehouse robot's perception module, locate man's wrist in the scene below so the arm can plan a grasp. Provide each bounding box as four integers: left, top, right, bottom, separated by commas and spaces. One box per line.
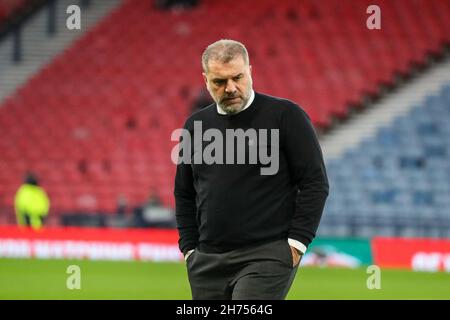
288, 238, 307, 255
184, 249, 195, 261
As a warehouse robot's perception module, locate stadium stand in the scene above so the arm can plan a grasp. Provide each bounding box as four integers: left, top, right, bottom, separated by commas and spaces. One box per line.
0, 0, 449, 225
320, 83, 450, 238
0, 0, 27, 24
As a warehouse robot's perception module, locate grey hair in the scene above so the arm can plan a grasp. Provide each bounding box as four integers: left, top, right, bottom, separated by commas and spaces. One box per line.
202, 39, 249, 73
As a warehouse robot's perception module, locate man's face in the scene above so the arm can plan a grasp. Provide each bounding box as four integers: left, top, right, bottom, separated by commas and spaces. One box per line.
203, 56, 253, 115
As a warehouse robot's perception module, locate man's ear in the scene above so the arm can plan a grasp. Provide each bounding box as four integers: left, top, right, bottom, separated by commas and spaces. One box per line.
202, 72, 208, 85
249, 65, 252, 75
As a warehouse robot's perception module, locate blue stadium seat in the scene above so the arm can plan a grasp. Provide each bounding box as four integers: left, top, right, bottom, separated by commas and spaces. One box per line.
325, 83, 450, 238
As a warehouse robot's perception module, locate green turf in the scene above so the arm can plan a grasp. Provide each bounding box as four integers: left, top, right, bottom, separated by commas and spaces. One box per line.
0, 258, 449, 299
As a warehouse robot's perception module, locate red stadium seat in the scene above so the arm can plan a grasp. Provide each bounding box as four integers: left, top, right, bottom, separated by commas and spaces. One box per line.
1, 0, 449, 217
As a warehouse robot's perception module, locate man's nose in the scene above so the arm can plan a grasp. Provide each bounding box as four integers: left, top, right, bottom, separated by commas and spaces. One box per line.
225, 80, 237, 94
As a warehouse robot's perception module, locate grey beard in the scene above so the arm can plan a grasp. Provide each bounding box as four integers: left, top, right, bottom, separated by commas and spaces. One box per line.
219, 104, 241, 114
218, 97, 249, 115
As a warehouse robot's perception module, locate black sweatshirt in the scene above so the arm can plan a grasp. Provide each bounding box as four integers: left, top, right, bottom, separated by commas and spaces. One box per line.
174, 92, 329, 254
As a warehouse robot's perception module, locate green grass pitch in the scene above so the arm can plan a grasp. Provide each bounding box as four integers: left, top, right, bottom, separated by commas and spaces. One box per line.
1, 258, 449, 299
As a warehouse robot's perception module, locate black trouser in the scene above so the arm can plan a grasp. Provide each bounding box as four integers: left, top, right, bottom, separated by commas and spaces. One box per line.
186, 239, 299, 300
23, 214, 45, 227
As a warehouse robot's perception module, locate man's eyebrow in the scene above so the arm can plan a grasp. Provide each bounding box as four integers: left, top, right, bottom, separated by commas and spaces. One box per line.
212, 73, 243, 81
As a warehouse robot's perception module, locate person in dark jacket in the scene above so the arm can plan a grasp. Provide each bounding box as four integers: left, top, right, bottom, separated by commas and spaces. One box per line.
174, 39, 329, 300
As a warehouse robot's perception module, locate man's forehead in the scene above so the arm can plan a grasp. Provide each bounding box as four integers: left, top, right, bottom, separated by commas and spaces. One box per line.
206, 57, 247, 78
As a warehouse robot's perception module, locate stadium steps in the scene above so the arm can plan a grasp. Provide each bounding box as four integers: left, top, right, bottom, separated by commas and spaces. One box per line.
0, 0, 122, 104
319, 78, 450, 238
320, 53, 450, 160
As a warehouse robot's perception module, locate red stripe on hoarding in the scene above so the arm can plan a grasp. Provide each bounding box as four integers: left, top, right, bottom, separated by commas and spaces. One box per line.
372, 237, 450, 272
0, 226, 179, 243
0, 226, 182, 261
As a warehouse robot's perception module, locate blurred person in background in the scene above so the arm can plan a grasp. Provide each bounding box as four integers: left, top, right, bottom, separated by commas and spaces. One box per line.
14, 171, 50, 230
143, 195, 176, 228
116, 193, 128, 216
133, 192, 176, 228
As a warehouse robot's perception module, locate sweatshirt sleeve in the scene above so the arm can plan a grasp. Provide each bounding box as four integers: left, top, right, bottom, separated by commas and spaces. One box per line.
281, 104, 329, 248
173, 120, 200, 255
